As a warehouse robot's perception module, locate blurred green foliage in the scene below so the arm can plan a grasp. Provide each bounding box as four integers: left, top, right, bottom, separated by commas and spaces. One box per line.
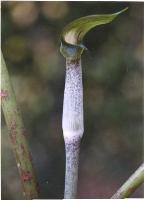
1, 1, 144, 199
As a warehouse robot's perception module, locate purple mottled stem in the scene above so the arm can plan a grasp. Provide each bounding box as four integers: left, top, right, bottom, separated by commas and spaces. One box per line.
64, 137, 81, 199
63, 58, 84, 198
111, 163, 144, 198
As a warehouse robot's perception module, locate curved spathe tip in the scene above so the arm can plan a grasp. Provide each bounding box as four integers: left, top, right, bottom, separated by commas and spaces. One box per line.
60, 7, 128, 59
61, 7, 128, 46
114, 7, 128, 15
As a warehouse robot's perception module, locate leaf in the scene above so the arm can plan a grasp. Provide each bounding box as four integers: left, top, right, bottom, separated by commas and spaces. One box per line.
60, 7, 128, 59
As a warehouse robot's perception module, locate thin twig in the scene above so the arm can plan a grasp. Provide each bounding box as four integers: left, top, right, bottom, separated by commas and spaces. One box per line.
111, 163, 144, 198
1, 52, 39, 200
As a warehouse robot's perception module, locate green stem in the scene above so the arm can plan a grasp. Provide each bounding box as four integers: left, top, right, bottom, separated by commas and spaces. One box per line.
1, 52, 39, 200
111, 163, 144, 198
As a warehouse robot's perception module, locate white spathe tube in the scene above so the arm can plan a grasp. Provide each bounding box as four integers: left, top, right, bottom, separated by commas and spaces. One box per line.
62, 58, 84, 142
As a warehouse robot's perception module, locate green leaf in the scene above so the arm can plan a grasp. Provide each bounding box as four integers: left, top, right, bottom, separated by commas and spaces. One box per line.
60, 7, 128, 59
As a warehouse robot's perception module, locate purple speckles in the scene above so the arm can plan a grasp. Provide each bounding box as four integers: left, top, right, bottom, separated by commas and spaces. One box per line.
65, 135, 81, 152
64, 136, 81, 198
63, 58, 84, 135
66, 59, 80, 67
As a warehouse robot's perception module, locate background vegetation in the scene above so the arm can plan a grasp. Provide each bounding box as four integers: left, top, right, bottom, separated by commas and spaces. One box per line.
2, 1, 144, 199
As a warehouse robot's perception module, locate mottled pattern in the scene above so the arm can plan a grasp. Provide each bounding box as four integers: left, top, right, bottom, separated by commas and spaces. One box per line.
64, 136, 81, 199
1, 54, 39, 199
21, 170, 33, 182
62, 58, 84, 140
62, 58, 84, 198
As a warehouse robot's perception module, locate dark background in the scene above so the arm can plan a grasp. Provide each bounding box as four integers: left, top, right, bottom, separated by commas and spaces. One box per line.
1, 1, 144, 199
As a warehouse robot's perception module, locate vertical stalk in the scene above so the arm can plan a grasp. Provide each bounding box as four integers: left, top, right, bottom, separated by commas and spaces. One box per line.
64, 137, 80, 199
111, 163, 144, 199
1, 53, 39, 200
63, 58, 84, 198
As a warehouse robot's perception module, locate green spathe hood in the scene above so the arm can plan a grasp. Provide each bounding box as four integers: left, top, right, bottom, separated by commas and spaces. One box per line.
60, 7, 128, 59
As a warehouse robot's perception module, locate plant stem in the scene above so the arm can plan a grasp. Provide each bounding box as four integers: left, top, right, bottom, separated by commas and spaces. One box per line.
63, 58, 84, 198
64, 137, 81, 199
1, 53, 39, 200
111, 163, 144, 198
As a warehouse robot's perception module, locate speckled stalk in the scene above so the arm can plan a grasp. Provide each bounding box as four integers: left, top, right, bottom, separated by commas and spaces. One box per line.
1, 53, 39, 200
64, 137, 81, 199
63, 58, 84, 198
111, 163, 144, 198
